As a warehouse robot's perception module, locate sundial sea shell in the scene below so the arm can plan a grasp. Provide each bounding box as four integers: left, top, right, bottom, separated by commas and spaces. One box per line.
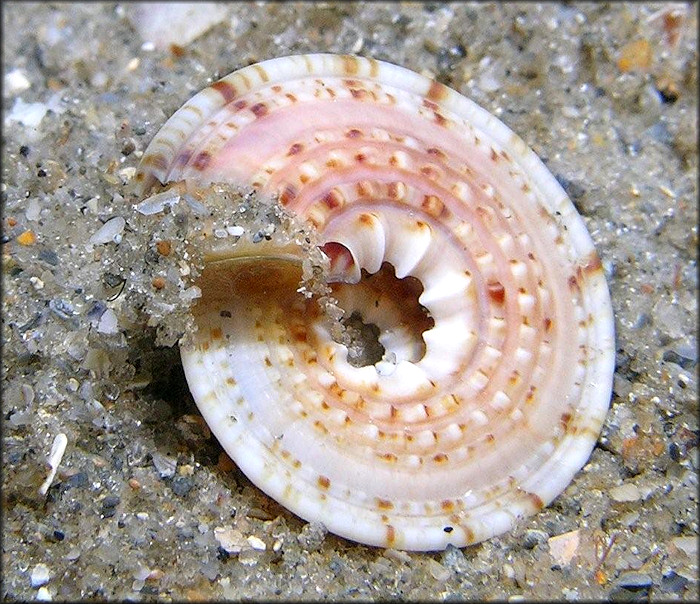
136, 54, 615, 551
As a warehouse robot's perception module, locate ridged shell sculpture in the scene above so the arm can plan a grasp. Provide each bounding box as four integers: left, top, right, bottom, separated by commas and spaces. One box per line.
135, 54, 615, 551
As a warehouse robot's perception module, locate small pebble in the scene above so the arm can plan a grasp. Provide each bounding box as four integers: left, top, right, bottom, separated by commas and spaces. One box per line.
101, 495, 120, 517
180, 285, 201, 302
201, 561, 219, 581
178, 463, 194, 476
184, 194, 208, 215
151, 452, 177, 478
102, 495, 120, 508
385, 548, 413, 564
660, 570, 689, 593
614, 571, 652, 590
609, 483, 640, 502
38, 248, 59, 265
9, 411, 32, 427
171, 475, 193, 497
86, 197, 100, 214
120, 139, 136, 156
118, 166, 136, 181
63, 471, 88, 490
247, 535, 266, 551
17, 230, 37, 245
133, 566, 151, 581
49, 299, 75, 320
22, 384, 35, 406
156, 240, 172, 256
502, 563, 515, 579
238, 547, 262, 566
246, 507, 273, 521
30, 563, 50, 587
297, 521, 327, 551
428, 558, 451, 581
25, 198, 41, 221
670, 536, 697, 557
36, 587, 52, 601
523, 529, 549, 549
618, 511, 640, 527
214, 526, 247, 554
178, 260, 191, 277
617, 39, 652, 73
147, 568, 164, 581
96, 308, 119, 335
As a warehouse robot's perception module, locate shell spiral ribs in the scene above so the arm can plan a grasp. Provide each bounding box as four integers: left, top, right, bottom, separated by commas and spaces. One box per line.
137, 54, 615, 551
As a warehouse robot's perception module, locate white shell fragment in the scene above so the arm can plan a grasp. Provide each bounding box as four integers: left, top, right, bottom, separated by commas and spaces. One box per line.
89, 216, 125, 245
134, 189, 180, 215
30, 563, 51, 588
38, 433, 68, 496
136, 54, 615, 551
5, 98, 48, 129
4, 68, 31, 95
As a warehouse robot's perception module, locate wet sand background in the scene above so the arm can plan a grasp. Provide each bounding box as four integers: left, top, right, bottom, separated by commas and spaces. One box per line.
2, 3, 697, 601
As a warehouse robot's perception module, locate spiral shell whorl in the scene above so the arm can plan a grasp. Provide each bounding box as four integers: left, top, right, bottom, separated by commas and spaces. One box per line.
137, 54, 614, 551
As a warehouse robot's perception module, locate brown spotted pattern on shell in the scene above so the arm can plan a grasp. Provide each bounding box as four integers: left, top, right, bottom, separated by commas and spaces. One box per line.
136, 54, 615, 551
